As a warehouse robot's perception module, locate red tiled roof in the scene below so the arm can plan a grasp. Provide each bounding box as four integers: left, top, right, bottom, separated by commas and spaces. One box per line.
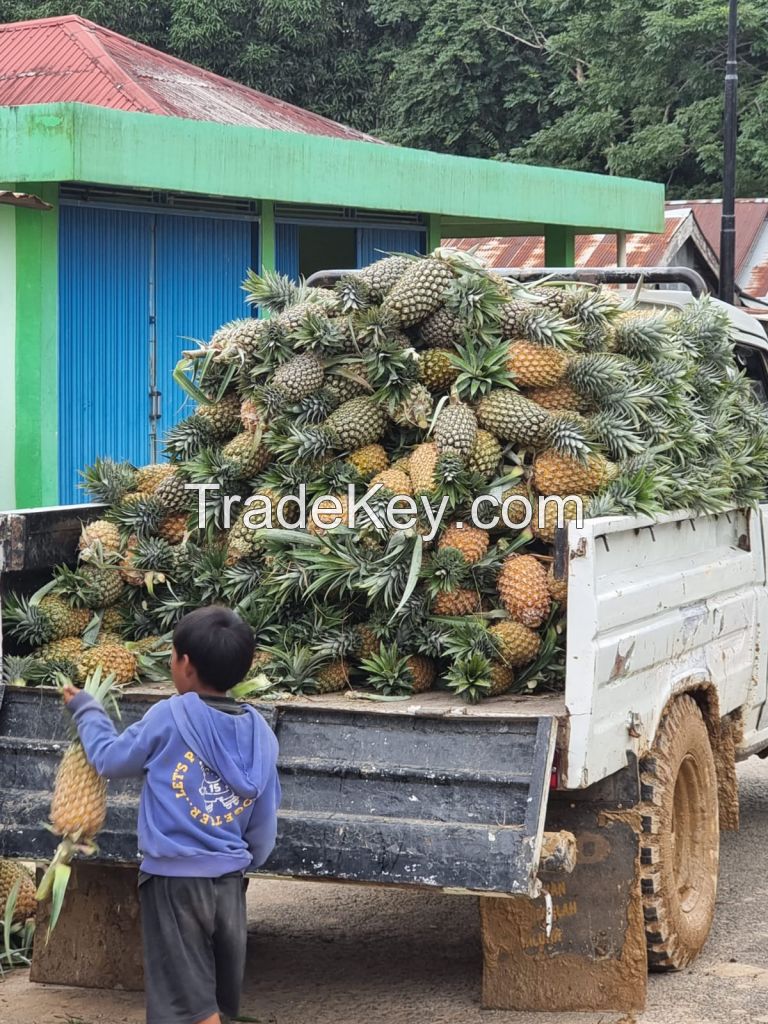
667, 199, 768, 277
0, 15, 379, 142
445, 212, 692, 270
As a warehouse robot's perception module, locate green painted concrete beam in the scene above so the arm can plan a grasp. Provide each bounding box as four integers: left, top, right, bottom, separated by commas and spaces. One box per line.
260, 200, 276, 274
545, 226, 576, 266
15, 182, 59, 508
427, 215, 442, 251
2, 104, 665, 235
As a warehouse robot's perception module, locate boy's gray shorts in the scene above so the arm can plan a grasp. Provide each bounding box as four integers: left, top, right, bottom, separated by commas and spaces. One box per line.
138, 871, 248, 1024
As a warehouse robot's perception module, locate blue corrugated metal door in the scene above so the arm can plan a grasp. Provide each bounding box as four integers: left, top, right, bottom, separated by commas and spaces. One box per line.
58, 205, 152, 504
276, 223, 300, 281
356, 228, 426, 267
154, 214, 253, 436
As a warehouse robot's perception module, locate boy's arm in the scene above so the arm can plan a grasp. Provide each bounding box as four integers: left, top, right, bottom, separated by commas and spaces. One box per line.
67, 691, 159, 778
244, 767, 281, 869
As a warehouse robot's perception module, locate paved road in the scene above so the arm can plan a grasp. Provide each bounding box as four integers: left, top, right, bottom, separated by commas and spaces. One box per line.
5, 758, 768, 1024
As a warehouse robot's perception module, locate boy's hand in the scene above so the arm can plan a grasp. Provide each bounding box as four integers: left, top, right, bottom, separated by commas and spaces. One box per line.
61, 684, 79, 705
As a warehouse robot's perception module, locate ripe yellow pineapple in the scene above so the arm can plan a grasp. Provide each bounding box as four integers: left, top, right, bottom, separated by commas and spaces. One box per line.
135, 463, 175, 492
468, 430, 502, 478
370, 468, 413, 497
346, 444, 389, 480
489, 621, 541, 667
506, 341, 568, 388
78, 644, 137, 686
547, 565, 568, 606
409, 442, 439, 495
532, 496, 584, 544
37, 637, 86, 662
497, 555, 551, 628
157, 515, 189, 545
308, 495, 350, 536
240, 396, 263, 434
438, 523, 489, 564
407, 655, 436, 693
487, 661, 516, 697
432, 589, 482, 616
533, 450, 615, 496
0, 860, 37, 923
526, 384, 591, 414
78, 519, 122, 557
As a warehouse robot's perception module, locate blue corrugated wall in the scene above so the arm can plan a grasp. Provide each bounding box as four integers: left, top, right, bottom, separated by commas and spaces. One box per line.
58, 206, 254, 503
58, 205, 152, 504
356, 228, 426, 266
154, 214, 252, 433
276, 223, 300, 281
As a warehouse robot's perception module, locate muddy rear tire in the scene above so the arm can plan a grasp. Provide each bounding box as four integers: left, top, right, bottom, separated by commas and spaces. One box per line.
639, 694, 719, 971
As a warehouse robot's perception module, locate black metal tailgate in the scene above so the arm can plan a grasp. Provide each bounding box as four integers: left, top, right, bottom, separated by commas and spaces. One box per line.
0, 686, 557, 896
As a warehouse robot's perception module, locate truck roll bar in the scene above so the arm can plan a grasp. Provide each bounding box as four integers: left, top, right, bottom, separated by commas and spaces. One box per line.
306, 265, 708, 299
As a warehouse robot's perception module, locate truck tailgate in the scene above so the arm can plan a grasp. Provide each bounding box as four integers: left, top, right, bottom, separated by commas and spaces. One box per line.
0, 686, 558, 896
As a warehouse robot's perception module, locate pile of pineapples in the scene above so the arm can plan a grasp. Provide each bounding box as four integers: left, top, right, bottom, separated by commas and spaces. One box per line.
4, 247, 768, 703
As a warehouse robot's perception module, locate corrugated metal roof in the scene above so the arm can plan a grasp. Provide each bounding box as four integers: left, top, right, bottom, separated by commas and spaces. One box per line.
667, 199, 768, 277
0, 190, 53, 210
444, 211, 691, 270
0, 15, 380, 142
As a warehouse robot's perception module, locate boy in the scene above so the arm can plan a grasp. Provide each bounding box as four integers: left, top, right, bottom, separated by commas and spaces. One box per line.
63, 606, 280, 1024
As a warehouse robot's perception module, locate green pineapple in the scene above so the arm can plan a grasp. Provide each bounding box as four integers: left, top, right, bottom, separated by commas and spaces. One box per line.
357, 255, 412, 301
360, 643, 436, 695
419, 348, 459, 392
3, 593, 90, 646
271, 353, 325, 401
382, 256, 455, 327
433, 396, 478, 459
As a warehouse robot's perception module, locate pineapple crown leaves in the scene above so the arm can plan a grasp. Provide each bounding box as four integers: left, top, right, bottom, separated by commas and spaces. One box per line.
2, 653, 46, 688
107, 493, 167, 539
587, 408, 645, 461
550, 284, 624, 330
442, 270, 506, 330
162, 414, 218, 461
266, 422, 336, 463
290, 311, 352, 356
349, 305, 403, 349
438, 616, 498, 662
334, 274, 373, 313
79, 457, 137, 505
421, 547, 471, 596
511, 306, 582, 351
546, 413, 594, 464
612, 311, 674, 361
242, 268, 307, 313
359, 642, 415, 696
672, 297, 734, 371
391, 384, 434, 429
450, 341, 518, 402
443, 652, 496, 704
364, 343, 421, 403
258, 643, 333, 694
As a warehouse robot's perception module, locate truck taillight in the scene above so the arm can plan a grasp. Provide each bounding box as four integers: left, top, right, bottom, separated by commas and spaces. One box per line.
550, 751, 561, 790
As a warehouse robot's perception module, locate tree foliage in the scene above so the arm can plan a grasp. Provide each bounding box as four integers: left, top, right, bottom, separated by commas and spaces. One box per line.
3, 0, 767, 196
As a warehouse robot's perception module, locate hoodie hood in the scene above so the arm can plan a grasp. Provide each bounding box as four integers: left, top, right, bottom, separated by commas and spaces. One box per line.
169, 692, 274, 800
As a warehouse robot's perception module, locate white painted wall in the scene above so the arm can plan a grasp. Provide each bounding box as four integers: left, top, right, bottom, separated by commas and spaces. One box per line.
0, 205, 15, 510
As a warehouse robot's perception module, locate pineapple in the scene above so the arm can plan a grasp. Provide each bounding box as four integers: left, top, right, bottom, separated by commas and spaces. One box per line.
476, 390, 552, 447
361, 643, 435, 694
78, 519, 122, 558
506, 341, 568, 388
445, 653, 515, 703
488, 621, 541, 667
468, 430, 502, 478
240, 396, 264, 434
526, 384, 592, 414
37, 637, 86, 662
432, 588, 482, 616
497, 554, 551, 628
418, 307, 461, 348
308, 495, 350, 535
3, 594, 89, 646
438, 523, 489, 564
135, 463, 175, 492
354, 623, 380, 660
222, 433, 271, 479
357, 255, 412, 301
547, 566, 568, 606
382, 256, 455, 326
0, 860, 36, 923
346, 444, 389, 480
419, 349, 459, 392
500, 302, 578, 348
433, 398, 478, 459
315, 660, 350, 694
612, 310, 672, 360
153, 470, 193, 515
370, 468, 413, 497
37, 668, 121, 936
307, 397, 390, 455
101, 605, 124, 633
272, 353, 325, 401
194, 393, 241, 440
78, 644, 138, 686
157, 515, 190, 545
391, 384, 434, 430
532, 496, 584, 544
79, 457, 137, 505
533, 450, 616, 497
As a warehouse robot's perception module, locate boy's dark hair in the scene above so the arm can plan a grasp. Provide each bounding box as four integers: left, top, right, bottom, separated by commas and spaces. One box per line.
173, 606, 255, 691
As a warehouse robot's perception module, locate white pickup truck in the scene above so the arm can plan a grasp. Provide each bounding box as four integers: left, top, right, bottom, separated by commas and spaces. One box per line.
1, 268, 767, 1014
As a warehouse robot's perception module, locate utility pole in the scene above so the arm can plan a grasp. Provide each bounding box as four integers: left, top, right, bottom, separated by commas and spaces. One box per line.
719, 0, 738, 304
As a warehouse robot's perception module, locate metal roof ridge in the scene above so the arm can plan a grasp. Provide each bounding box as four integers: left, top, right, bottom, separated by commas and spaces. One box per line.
62, 17, 166, 116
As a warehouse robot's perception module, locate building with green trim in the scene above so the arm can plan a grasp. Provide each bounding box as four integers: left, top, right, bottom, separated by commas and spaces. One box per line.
0, 15, 664, 510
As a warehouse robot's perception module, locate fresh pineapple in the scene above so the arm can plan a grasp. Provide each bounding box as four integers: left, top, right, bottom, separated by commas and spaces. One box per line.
361, 643, 435, 694
135, 463, 175, 493
445, 653, 515, 703
315, 660, 350, 694
438, 523, 489, 565
346, 444, 389, 480
488, 621, 541, 667
419, 349, 459, 392
78, 519, 122, 558
468, 430, 502, 478
370, 468, 413, 497
222, 432, 271, 479
506, 341, 568, 388
194, 394, 241, 440
432, 588, 482, 616
382, 256, 454, 326
272, 353, 325, 401
0, 860, 36, 923
547, 566, 568, 606
533, 450, 616, 497
497, 554, 551, 628
526, 384, 592, 414
418, 306, 461, 348
157, 515, 190, 546
153, 467, 194, 513
433, 397, 477, 459
357, 256, 412, 301
78, 643, 138, 685
532, 496, 584, 544
3, 593, 90, 646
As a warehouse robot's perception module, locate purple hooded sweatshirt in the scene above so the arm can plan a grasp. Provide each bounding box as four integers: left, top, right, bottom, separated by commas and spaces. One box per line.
67, 690, 281, 877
